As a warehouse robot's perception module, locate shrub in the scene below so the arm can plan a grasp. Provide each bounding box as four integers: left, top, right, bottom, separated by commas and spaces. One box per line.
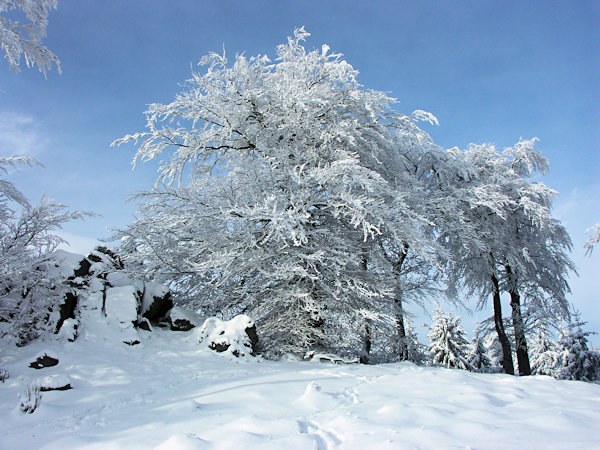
19, 381, 42, 413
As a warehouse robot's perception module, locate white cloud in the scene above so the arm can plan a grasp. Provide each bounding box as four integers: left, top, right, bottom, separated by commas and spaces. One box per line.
56, 231, 101, 256
0, 111, 49, 157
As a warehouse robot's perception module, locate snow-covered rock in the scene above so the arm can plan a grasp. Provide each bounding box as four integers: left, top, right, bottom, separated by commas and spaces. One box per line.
105, 286, 140, 326
197, 315, 258, 357
37, 374, 72, 391
56, 318, 78, 342
29, 352, 59, 369
169, 306, 201, 331
45, 250, 91, 280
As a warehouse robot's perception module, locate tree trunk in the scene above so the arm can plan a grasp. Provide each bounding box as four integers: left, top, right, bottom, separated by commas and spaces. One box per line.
360, 321, 372, 364
359, 250, 371, 364
491, 272, 515, 375
505, 264, 531, 376
394, 292, 409, 361
393, 243, 410, 361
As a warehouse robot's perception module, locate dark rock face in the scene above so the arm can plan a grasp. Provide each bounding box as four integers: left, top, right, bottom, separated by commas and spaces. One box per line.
73, 258, 92, 278
29, 355, 59, 369
55, 291, 78, 334
245, 324, 259, 353
87, 246, 124, 270
142, 292, 173, 323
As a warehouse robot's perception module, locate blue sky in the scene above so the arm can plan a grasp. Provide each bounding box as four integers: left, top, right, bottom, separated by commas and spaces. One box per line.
1, 1, 598, 338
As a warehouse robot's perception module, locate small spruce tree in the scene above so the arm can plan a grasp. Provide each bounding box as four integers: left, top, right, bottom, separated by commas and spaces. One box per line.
553, 319, 600, 382
467, 325, 493, 372
427, 306, 470, 370
404, 316, 427, 365
529, 325, 559, 376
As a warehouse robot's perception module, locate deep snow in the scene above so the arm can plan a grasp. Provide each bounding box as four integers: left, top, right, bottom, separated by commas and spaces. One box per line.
1, 329, 599, 449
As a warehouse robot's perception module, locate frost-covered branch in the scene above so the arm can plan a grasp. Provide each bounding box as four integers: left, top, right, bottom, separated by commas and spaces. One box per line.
0, 0, 61, 75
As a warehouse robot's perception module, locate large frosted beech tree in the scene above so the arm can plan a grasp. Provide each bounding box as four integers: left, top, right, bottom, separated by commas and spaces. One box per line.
115, 29, 441, 356
441, 140, 574, 375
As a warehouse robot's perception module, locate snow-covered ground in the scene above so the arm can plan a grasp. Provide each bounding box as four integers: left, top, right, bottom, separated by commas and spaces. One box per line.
1, 329, 599, 449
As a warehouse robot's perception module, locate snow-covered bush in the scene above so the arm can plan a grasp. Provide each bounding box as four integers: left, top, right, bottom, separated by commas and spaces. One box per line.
197, 315, 258, 357
19, 381, 41, 413
428, 306, 470, 370
0, 364, 8, 382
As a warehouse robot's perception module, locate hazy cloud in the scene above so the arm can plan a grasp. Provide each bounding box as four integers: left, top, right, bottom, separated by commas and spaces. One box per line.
0, 111, 49, 157
56, 231, 101, 256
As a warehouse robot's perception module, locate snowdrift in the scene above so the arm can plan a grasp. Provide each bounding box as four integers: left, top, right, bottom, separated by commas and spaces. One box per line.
1, 326, 600, 449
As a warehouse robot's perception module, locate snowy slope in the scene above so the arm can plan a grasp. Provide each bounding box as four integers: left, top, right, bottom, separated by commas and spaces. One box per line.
1, 329, 599, 449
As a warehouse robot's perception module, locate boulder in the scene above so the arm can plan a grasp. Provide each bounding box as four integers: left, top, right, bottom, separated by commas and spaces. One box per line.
198, 315, 258, 357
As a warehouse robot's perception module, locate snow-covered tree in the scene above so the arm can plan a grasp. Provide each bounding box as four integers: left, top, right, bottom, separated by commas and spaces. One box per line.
529, 324, 558, 376
0, 0, 60, 75
467, 325, 493, 372
427, 306, 470, 370
499, 140, 575, 376
553, 319, 600, 382
115, 28, 433, 356
483, 330, 505, 372
439, 140, 575, 375
404, 316, 427, 365
0, 156, 89, 344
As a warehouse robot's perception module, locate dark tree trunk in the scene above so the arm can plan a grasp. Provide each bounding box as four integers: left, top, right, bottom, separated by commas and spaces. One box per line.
393, 243, 410, 361
505, 264, 531, 376
360, 321, 372, 364
359, 251, 371, 364
394, 294, 409, 361
491, 272, 515, 375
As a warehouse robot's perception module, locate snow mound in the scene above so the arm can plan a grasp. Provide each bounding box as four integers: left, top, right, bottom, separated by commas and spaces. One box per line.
37, 374, 72, 391
153, 434, 210, 449
1, 328, 599, 448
